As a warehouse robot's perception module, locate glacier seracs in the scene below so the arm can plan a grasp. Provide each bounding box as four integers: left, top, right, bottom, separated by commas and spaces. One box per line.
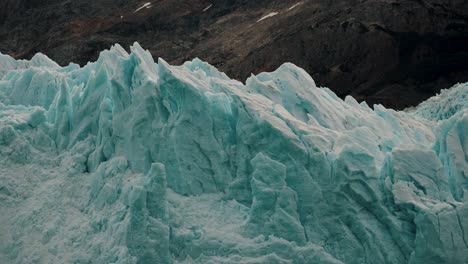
0, 43, 467, 264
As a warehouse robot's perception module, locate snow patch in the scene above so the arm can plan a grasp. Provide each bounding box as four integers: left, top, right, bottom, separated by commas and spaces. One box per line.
203, 4, 213, 12
257, 12, 279, 22
134, 2, 152, 13
288, 2, 303, 11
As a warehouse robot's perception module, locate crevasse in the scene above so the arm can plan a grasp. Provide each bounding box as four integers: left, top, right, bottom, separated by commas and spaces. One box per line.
0, 43, 466, 264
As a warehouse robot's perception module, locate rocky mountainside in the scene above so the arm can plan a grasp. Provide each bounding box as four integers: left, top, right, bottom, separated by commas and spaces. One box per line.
0, 0, 467, 109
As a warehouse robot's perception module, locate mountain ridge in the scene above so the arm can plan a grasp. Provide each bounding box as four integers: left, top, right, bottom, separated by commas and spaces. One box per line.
1, 0, 467, 109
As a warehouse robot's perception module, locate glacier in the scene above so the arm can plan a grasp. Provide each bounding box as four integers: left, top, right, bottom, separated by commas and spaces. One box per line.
0, 43, 467, 264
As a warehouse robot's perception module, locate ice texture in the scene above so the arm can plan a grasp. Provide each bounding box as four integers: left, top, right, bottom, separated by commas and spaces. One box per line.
413, 82, 468, 121
0, 43, 467, 264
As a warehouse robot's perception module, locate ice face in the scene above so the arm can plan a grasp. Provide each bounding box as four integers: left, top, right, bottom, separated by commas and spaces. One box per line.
413, 82, 468, 121
0, 43, 467, 264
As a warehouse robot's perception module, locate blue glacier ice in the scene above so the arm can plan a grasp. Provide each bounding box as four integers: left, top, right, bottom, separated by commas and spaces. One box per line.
0, 43, 467, 264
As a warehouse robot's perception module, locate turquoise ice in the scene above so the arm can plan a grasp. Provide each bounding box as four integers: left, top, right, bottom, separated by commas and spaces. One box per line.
0, 43, 467, 263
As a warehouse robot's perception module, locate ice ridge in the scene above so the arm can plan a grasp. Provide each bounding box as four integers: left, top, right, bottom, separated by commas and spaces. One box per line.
0, 43, 467, 264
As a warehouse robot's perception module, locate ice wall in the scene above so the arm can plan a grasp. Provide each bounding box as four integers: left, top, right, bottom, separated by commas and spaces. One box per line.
0, 43, 467, 264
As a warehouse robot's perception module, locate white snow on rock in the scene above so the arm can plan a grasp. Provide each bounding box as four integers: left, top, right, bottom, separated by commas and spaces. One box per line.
134, 2, 152, 13
203, 4, 213, 12
257, 12, 279, 22
288, 2, 303, 11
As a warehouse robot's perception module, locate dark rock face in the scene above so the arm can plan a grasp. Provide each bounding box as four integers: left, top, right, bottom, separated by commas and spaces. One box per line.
0, 0, 467, 109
